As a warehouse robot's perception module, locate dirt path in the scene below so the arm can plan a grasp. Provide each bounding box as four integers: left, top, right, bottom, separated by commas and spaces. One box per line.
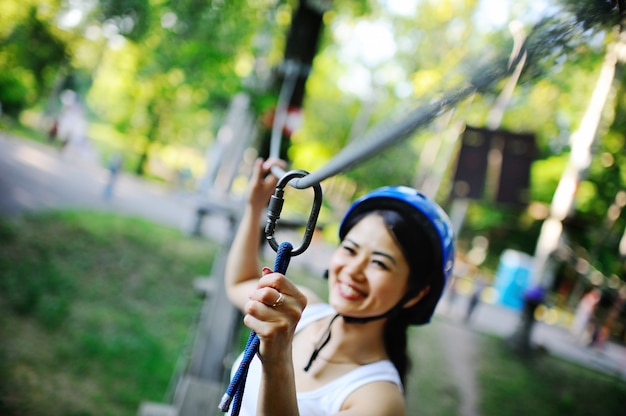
438, 318, 480, 416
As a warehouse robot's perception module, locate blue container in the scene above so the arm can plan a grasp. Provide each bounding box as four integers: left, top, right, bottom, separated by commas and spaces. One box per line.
493, 249, 533, 310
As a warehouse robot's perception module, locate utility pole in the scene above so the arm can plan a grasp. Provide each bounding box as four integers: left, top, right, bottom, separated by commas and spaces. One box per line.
257, 0, 329, 162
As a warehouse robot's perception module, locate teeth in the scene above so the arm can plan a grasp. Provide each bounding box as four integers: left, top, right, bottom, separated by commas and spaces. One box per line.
340, 282, 360, 297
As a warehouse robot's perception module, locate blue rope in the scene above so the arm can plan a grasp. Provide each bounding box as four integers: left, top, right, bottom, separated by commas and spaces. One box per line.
219, 241, 294, 414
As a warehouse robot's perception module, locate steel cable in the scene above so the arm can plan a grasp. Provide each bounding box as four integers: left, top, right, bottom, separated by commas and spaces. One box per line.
268, 15, 579, 189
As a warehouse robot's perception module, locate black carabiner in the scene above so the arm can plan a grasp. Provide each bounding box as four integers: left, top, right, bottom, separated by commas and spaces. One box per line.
265, 170, 323, 257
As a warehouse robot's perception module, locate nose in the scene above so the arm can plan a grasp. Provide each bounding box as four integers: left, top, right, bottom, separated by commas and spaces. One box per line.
344, 255, 367, 281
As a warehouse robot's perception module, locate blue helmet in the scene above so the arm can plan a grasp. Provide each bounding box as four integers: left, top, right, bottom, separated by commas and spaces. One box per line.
338, 186, 455, 325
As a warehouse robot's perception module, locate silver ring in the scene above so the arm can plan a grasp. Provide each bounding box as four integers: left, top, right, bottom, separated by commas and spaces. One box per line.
272, 293, 285, 308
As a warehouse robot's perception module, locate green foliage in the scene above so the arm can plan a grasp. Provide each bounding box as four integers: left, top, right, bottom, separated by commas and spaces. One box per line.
530, 155, 568, 203
0, 5, 68, 111
560, 0, 623, 30
0, 71, 32, 117
8, 6, 69, 89
98, 0, 151, 41
461, 202, 543, 270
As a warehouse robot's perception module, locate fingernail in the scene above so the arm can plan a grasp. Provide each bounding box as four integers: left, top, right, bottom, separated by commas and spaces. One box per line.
262, 267, 272, 274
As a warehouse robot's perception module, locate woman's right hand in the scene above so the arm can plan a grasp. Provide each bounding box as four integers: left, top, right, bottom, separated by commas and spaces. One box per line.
247, 158, 286, 211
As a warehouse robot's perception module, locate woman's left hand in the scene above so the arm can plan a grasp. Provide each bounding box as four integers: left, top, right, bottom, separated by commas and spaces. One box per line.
243, 267, 308, 363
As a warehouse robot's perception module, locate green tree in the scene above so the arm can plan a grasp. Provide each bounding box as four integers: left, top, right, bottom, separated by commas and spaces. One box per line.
87, 0, 276, 174
0, 4, 68, 115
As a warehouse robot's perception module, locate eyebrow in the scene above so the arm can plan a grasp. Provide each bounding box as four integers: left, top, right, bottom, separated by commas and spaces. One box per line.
345, 238, 398, 265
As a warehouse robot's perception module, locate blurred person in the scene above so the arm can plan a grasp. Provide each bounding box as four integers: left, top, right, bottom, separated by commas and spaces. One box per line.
464, 274, 486, 324
570, 288, 601, 343
588, 290, 622, 350
443, 275, 459, 315
103, 153, 123, 201
47, 119, 59, 144
54, 94, 100, 163
443, 255, 468, 316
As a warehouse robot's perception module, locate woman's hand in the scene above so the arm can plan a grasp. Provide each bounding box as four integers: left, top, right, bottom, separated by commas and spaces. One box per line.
244, 267, 308, 363
247, 158, 286, 211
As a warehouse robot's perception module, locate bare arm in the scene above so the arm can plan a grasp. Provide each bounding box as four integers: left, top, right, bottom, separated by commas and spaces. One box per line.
224, 158, 284, 310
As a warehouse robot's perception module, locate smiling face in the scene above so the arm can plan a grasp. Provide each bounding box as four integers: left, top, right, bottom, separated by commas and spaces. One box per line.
328, 213, 411, 319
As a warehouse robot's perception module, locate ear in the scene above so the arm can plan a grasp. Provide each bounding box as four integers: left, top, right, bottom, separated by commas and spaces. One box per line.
402, 286, 430, 309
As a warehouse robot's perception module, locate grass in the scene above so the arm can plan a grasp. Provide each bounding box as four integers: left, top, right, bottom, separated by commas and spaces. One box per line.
1, 211, 625, 415
477, 335, 626, 416
0, 211, 213, 415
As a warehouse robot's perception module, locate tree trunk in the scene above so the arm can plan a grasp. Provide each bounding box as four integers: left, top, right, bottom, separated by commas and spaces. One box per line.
531, 26, 625, 290
510, 25, 626, 355
135, 105, 161, 176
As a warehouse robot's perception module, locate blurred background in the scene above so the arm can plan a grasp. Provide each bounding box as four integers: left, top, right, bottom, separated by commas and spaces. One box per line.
1, 0, 626, 415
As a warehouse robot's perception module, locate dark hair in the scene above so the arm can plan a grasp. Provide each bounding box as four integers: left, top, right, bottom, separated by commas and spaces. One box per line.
341, 209, 439, 385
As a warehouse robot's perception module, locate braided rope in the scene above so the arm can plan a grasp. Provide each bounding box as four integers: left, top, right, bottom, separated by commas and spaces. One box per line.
220, 241, 294, 414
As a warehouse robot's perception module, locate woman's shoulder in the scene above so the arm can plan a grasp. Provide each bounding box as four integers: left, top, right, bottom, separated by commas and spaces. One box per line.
341, 360, 401, 385
341, 377, 406, 415
297, 360, 403, 414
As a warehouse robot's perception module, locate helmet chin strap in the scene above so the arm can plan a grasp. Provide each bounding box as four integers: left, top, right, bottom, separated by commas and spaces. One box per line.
340, 304, 401, 324
303, 313, 341, 372
303, 299, 409, 372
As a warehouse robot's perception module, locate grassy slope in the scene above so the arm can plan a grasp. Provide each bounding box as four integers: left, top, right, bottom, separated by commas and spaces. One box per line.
477, 335, 626, 416
0, 211, 212, 415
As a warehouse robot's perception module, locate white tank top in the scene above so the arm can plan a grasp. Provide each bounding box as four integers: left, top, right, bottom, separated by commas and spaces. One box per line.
228, 303, 403, 416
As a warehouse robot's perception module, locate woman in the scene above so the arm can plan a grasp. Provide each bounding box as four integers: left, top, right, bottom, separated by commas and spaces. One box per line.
224, 158, 455, 415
